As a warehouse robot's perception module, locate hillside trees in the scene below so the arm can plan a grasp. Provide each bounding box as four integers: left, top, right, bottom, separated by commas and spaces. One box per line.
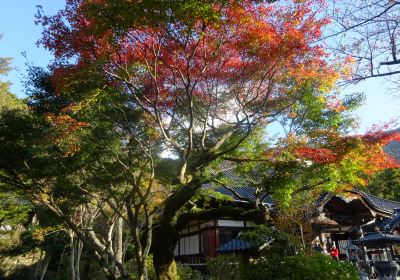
0, 34, 20, 111
366, 168, 400, 201
31, 0, 400, 279
0, 88, 125, 279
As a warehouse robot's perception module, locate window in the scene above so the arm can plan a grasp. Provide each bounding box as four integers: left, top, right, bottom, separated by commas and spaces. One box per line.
219, 228, 240, 246
176, 234, 200, 256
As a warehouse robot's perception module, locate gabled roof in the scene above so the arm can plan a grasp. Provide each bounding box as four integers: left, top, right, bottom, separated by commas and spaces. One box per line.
318, 190, 400, 216
207, 162, 273, 205
353, 191, 400, 215
208, 162, 400, 214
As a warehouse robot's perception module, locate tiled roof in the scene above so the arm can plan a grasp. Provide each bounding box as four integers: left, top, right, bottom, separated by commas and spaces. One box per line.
206, 163, 273, 205
378, 210, 400, 232
213, 186, 274, 205
205, 186, 400, 214
317, 190, 400, 215
359, 191, 400, 214
315, 192, 332, 206
216, 236, 274, 252
208, 163, 400, 214
216, 163, 250, 185
353, 232, 400, 245
216, 238, 253, 252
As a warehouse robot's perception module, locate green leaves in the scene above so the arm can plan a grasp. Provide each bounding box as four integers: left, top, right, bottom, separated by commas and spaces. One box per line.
0, 192, 30, 227
206, 254, 241, 280
244, 254, 359, 280
0, 41, 26, 112
82, 0, 225, 38
366, 168, 400, 201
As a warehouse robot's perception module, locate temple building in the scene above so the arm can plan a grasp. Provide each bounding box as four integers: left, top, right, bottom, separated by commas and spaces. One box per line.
174, 185, 400, 278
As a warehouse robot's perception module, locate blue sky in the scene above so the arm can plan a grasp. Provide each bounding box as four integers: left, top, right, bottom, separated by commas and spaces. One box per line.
0, 1, 64, 91
0, 1, 399, 133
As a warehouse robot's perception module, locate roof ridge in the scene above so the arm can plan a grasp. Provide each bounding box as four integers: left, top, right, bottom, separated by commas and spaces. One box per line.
347, 189, 400, 205
358, 190, 400, 205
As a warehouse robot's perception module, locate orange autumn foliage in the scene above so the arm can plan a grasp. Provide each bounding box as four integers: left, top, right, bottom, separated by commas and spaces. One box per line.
45, 113, 89, 156
294, 147, 338, 164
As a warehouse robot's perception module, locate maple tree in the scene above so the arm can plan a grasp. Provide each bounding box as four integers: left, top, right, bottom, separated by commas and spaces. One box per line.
35, 1, 340, 278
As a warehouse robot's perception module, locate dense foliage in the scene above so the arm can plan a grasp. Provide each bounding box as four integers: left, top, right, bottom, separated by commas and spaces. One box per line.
206, 254, 241, 280
243, 254, 359, 280
366, 168, 400, 201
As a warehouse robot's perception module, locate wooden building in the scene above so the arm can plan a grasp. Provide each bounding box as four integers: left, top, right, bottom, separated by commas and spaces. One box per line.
175, 185, 400, 271
174, 186, 272, 267
315, 190, 400, 255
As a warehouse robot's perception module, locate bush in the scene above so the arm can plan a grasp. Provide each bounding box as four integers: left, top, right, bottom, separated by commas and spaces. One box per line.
206, 254, 241, 280
134, 256, 201, 280
177, 264, 202, 280
243, 254, 359, 280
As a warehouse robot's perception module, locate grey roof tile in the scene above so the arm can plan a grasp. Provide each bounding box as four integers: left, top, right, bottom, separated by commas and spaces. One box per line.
353, 232, 400, 244
208, 164, 400, 214
216, 238, 253, 252
204, 185, 274, 205
359, 191, 400, 214
378, 210, 400, 232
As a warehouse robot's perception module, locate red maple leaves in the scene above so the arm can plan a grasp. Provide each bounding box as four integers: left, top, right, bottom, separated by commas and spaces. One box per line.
294, 147, 338, 164
38, 0, 337, 113
294, 129, 400, 173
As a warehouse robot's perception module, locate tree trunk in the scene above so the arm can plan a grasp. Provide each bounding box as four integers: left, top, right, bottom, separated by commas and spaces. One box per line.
152, 178, 202, 280
57, 247, 65, 274
39, 254, 51, 280
152, 224, 179, 280
115, 217, 123, 264
135, 259, 148, 280
70, 229, 83, 280
34, 250, 43, 280
113, 216, 124, 278
153, 257, 177, 280
70, 230, 76, 280
76, 239, 83, 280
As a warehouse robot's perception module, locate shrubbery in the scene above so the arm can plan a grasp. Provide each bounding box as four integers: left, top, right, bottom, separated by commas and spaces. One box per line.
177, 263, 202, 280
203, 227, 360, 280
243, 254, 359, 280
206, 254, 241, 280
136, 256, 201, 280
